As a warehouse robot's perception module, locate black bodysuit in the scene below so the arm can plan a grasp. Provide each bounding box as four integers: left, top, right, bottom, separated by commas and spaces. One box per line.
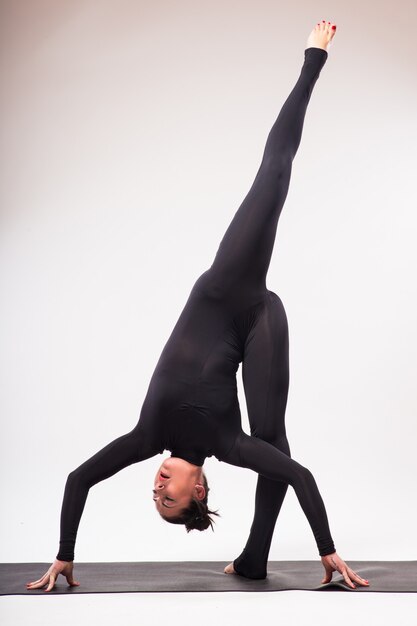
56, 47, 336, 579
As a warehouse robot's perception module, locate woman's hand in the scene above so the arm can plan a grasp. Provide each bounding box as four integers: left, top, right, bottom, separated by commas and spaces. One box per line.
321, 552, 369, 588
26, 559, 80, 592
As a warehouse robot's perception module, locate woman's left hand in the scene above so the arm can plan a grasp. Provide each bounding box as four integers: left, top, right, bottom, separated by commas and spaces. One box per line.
321, 552, 370, 588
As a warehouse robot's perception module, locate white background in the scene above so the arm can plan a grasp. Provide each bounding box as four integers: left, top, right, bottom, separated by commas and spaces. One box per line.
1, 0, 416, 568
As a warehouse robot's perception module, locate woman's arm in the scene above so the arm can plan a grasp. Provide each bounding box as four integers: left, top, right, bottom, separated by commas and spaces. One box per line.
56, 422, 158, 562
222, 430, 335, 556
27, 422, 159, 591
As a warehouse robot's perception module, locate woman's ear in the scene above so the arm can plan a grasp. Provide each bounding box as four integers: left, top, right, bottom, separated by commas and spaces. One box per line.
194, 483, 206, 501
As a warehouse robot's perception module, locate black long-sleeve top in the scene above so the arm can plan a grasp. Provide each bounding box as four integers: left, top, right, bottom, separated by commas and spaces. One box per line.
56, 271, 336, 562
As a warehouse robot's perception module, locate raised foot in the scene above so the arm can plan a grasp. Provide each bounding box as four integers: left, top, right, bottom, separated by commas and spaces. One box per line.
306, 20, 337, 52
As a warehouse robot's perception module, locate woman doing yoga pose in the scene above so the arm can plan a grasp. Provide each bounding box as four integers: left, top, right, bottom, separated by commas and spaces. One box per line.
26, 21, 370, 592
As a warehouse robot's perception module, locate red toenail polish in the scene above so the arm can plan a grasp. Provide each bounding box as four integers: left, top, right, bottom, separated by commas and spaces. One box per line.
332, 25, 336, 29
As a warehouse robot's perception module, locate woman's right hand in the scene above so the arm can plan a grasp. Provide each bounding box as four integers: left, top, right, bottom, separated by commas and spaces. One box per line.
321, 552, 370, 588
26, 559, 80, 592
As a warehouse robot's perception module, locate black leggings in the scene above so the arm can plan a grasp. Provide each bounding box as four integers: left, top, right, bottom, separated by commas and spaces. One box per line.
204, 46, 330, 578
208, 47, 327, 294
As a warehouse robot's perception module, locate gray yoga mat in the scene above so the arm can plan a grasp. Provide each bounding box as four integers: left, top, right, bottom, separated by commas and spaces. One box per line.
1, 561, 416, 595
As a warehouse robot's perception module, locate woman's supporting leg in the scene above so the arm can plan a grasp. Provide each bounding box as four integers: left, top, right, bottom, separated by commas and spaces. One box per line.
233, 291, 291, 579
208, 47, 328, 294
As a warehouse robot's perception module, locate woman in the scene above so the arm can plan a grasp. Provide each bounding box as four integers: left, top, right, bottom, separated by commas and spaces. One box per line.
27, 21, 370, 592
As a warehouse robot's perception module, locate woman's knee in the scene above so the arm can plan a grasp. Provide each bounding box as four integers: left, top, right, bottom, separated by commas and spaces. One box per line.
260, 153, 292, 182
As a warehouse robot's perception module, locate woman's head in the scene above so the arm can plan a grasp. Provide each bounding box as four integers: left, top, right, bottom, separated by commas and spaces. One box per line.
153, 456, 220, 531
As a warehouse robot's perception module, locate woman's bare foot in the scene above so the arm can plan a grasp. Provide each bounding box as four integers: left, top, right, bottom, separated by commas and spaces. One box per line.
306, 20, 337, 52
224, 562, 236, 575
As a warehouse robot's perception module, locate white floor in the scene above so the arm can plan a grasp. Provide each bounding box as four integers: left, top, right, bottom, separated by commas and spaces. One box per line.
1, 591, 417, 626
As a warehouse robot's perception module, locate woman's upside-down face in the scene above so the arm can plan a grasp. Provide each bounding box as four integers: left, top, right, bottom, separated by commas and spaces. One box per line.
152, 456, 206, 518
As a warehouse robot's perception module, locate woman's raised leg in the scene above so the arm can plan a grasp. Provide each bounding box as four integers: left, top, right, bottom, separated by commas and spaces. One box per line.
207, 44, 329, 295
